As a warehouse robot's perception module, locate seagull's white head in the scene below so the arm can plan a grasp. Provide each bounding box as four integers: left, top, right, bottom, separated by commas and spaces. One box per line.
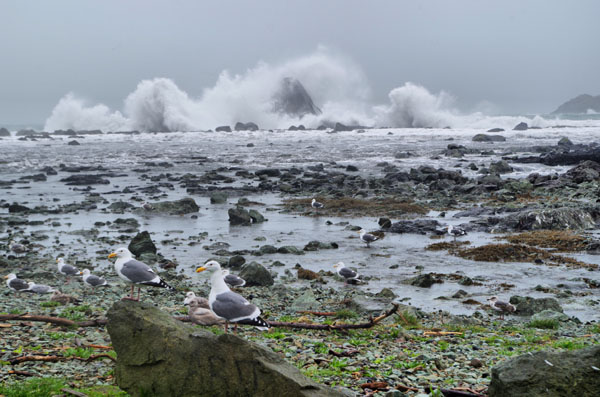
357, 229, 366, 235
221, 269, 230, 276
487, 296, 498, 303
108, 247, 131, 259
183, 291, 197, 305
311, 198, 316, 204
80, 269, 91, 276
56, 257, 65, 265
4, 273, 17, 280
195, 260, 222, 274
333, 262, 345, 269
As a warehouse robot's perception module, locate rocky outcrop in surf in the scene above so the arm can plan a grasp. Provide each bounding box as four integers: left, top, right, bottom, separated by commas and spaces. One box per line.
272, 77, 322, 118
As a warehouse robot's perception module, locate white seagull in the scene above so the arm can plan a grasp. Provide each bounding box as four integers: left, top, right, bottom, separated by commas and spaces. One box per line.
4, 273, 29, 293
196, 260, 269, 333
183, 292, 225, 326
311, 198, 324, 212
222, 269, 246, 287
487, 296, 516, 320
24, 281, 56, 294
108, 247, 174, 301
447, 225, 467, 241
56, 258, 80, 282
358, 229, 380, 248
80, 269, 108, 288
333, 262, 361, 284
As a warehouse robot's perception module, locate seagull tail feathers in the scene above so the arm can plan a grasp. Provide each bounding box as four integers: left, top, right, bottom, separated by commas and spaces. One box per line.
236, 316, 271, 330
144, 278, 175, 290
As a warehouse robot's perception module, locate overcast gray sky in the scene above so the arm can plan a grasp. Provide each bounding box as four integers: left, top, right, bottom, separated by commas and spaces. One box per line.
1, 0, 599, 125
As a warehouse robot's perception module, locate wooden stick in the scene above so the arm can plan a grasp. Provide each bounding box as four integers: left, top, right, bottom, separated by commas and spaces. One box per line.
61, 388, 89, 397
440, 388, 483, 397
8, 370, 36, 377
8, 353, 116, 365
297, 310, 337, 316
396, 384, 419, 392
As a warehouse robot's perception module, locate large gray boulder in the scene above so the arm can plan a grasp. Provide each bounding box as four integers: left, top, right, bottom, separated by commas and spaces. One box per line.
239, 261, 274, 286
488, 345, 600, 397
106, 301, 348, 397
128, 231, 157, 257
506, 207, 596, 231
0, 127, 10, 136
272, 77, 321, 117
150, 197, 200, 215
509, 296, 563, 316
228, 207, 252, 226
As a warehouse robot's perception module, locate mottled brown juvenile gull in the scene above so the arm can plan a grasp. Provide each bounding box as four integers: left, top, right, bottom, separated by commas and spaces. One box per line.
9, 241, 27, 255
108, 247, 174, 301
196, 260, 269, 333
183, 292, 225, 326
56, 258, 79, 282
24, 281, 56, 294
487, 296, 516, 320
80, 269, 108, 287
4, 273, 29, 293
358, 228, 379, 248
333, 262, 361, 284
222, 269, 246, 287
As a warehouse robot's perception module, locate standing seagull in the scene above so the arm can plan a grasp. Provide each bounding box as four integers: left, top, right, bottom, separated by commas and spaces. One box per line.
141, 201, 154, 211
79, 269, 108, 288
311, 198, 324, 213
222, 269, 246, 288
333, 262, 361, 285
24, 282, 56, 294
56, 258, 79, 282
447, 225, 467, 242
487, 296, 516, 320
196, 260, 269, 333
358, 229, 380, 248
108, 247, 174, 301
4, 273, 29, 294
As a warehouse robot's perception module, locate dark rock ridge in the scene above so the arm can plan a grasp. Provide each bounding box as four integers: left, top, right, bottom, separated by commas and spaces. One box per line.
149, 198, 199, 215
0, 127, 10, 136
552, 94, 600, 114
513, 122, 528, 131
272, 77, 322, 117
215, 125, 232, 132
234, 122, 259, 131
106, 301, 348, 397
488, 345, 600, 397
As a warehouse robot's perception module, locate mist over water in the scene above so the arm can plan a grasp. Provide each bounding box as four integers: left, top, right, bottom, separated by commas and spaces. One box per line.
42, 49, 595, 133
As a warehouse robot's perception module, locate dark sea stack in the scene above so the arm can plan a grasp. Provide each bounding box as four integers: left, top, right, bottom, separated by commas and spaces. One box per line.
513, 122, 528, 131
67, 140, 80, 145
472, 133, 506, 142
215, 125, 232, 132
552, 94, 600, 114
234, 122, 259, 131
0, 127, 10, 136
272, 77, 322, 117
128, 231, 157, 257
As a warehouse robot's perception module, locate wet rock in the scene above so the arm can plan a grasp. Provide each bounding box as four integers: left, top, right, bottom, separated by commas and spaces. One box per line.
108, 201, 135, 212
68, 140, 80, 146
228, 255, 246, 269
255, 168, 281, 177
228, 207, 252, 226
470, 358, 484, 368
378, 217, 392, 229
564, 160, 600, 183
513, 122, 528, 131
60, 174, 110, 185
106, 301, 347, 397
297, 267, 321, 280
215, 125, 231, 132
303, 241, 338, 251
272, 77, 321, 117
472, 134, 506, 142
248, 209, 266, 224
388, 219, 441, 234
128, 231, 157, 257
234, 122, 259, 131
488, 160, 513, 174
509, 296, 563, 316
210, 192, 228, 204
277, 246, 305, 255
0, 127, 10, 136
334, 122, 353, 132
406, 273, 443, 288
152, 197, 200, 215
376, 288, 397, 299
487, 128, 505, 133
542, 145, 600, 166
8, 203, 30, 213
239, 262, 274, 286
530, 310, 569, 322
40, 166, 57, 175
507, 207, 595, 231
345, 165, 358, 172
259, 245, 278, 254
291, 289, 320, 311
557, 137, 573, 146
488, 345, 600, 397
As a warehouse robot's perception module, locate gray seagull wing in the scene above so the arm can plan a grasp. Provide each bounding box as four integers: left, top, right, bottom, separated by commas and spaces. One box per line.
61, 264, 80, 275
211, 291, 258, 321
9, 278, 29, 291
339, 267, 358, 279
121, 259, 158, 284
86, 275, 106, 286
362, 233, 378, 242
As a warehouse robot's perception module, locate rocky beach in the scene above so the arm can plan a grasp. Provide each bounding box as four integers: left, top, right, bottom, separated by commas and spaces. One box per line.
2, 124, 600, 396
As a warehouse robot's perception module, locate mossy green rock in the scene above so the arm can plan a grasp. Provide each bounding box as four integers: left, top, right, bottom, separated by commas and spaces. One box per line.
488, 345, 600, 397
239, 261, 274, 286
152, 197, 199, 215
128, 231, 157, 257
107, 301, 349, 397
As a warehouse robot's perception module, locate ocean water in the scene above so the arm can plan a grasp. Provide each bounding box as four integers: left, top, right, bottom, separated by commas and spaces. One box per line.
1, 124, 600, 321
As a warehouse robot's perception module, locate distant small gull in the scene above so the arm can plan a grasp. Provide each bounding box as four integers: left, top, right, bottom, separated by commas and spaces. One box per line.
4, 273, 29, 293
9, 241, 27, 255
487, 296, 516, 320
80, 269, 108, 288
222, 269, 246, 287
142, 201, 154, 211
108, 247, 174, 301
447, 225, 467, 241
311, 198, 324, 212
358, 228, 380, 248
24, 281, 56, 294
196, 260, 269, 333
183, 292, 225, 326
333, 262, 361, 284
56, 258, 80, 282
